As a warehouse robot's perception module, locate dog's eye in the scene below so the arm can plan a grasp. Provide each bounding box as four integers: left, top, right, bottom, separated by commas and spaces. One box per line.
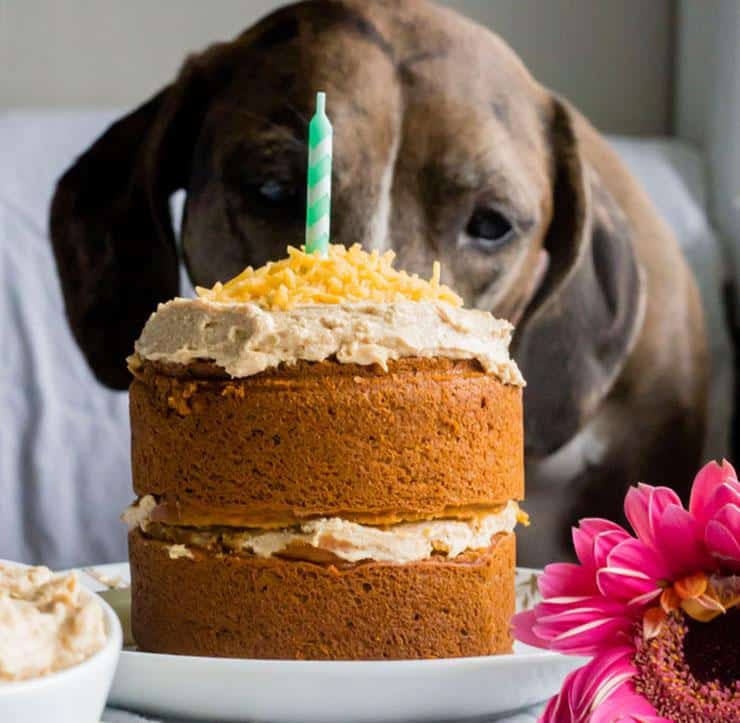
465, 206, 514, 250
257, 179, 295, 204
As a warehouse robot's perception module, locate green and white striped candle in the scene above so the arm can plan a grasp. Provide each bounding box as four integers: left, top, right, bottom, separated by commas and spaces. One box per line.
305, 92, 332, 256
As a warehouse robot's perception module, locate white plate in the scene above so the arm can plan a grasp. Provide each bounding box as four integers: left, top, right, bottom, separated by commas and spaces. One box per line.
79, 563, 583, 723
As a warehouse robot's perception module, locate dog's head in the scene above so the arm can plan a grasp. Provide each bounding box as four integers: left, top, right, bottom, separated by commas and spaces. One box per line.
50, 0, 644, 457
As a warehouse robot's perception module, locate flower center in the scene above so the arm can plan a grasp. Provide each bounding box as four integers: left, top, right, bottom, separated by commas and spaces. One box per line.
684, 606, 740, 688
634, 608, 740, 722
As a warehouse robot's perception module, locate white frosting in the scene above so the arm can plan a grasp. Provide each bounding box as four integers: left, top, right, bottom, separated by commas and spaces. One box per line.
0, 564, 106, 682
125, 497, 520, 564
167, 544, 194, 560
133, 299, 524, 385
120, 494, 157, 530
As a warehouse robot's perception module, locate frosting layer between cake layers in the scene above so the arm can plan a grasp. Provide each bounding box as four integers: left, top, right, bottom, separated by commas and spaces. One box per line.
124, 496, 523, 564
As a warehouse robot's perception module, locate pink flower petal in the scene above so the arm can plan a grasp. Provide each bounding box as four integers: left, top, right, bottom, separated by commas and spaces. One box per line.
690, 459, 738, 524
536, 607, 621, 638
626, 588, 664, 609
538, 653, 670, 723
654, 503, 713, 576
596, 538, 670, 601
713, 502, 740, 532
511, 609, 551, 649
705, 519, 740, 572
591, 682, 670, 723
703, 481, 740, 523
539, 562, 599, 598
593, 530, 633, 570
624, 484, 680, 548
596, 715, 671, 723
610, 537, 671, 580
540, 683, 573, 722
536, 595, 629, 622
597, 567, 659, 602
624, 485, 652, 543
566, 646, 636, 722
573, 518, 628, 569
578, 518, 628, 538
539, 615, 634, 656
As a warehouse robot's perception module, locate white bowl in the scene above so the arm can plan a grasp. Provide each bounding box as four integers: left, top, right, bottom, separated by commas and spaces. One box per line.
0, 582, 122, 723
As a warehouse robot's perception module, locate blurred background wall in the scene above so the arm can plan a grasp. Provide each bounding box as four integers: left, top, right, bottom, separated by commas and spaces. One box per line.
0, 0, 674, 135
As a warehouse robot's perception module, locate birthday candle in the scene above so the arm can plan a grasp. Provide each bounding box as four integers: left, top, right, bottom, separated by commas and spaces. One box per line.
305, 92, 332, 257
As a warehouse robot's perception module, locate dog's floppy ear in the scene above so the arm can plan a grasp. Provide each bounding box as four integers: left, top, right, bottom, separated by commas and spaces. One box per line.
513, 98, 646, 458
49, 44, 231, 389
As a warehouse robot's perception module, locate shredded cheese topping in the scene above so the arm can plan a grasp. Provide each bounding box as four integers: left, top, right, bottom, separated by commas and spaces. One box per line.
195, 243, 462, 310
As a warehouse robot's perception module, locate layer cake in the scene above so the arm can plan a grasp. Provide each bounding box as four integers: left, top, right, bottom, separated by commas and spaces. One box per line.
124, 244, 525, 659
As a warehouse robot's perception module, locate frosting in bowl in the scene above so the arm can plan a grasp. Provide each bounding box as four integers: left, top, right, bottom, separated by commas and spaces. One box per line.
0, 564, 106, 682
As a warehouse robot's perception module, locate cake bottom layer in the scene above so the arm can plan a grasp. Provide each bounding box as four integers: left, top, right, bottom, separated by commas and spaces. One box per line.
129, 530, 516, 660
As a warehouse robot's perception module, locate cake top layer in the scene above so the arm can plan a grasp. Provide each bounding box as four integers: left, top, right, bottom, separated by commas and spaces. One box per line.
133, 300, 524, 384
134, 244, 524, 384
195, 243, 462, 309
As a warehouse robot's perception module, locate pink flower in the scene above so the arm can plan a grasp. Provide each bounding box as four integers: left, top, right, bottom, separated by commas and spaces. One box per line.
513, 461, 740, 722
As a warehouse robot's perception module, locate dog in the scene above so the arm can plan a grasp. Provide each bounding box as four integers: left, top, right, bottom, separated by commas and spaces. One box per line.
49, 0, 707, 565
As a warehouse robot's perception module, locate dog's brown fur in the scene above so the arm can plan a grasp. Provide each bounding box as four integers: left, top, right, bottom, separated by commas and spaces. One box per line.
49, 0, 707, 564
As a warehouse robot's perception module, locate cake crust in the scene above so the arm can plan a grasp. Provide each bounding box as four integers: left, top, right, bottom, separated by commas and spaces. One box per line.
129, 529, 516, 660
130, 357, 523, 526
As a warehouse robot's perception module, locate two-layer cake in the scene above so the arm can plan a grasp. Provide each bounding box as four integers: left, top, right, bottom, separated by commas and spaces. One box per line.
124, 244, 525, 659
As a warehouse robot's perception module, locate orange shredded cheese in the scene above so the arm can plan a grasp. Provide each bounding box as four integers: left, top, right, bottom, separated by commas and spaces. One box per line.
195, 244, 463, 310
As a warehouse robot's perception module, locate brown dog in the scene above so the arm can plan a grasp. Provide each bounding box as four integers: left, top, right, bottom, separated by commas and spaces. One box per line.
49, 0, 707, 564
